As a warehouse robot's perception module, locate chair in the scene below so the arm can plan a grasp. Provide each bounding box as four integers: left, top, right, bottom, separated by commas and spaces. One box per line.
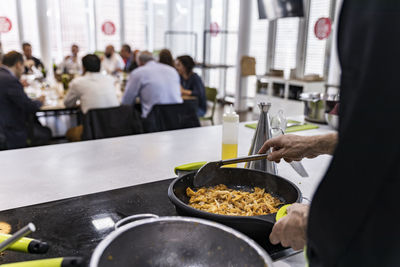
200, 87, 218, 125
82, 105, 143, 140
143, 102, 200, 133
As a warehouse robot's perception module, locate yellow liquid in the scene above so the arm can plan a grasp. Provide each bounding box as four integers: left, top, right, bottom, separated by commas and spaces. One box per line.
222, 143, 238, 167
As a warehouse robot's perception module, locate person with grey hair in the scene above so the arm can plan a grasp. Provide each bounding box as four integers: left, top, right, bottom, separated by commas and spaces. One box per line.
121, 50, 182, 118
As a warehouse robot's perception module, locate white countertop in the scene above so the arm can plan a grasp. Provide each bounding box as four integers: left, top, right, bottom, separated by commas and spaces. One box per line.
0, 117, 336, 266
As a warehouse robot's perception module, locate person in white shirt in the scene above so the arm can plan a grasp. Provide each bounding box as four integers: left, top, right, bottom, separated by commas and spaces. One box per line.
101, 45, 124, 75
64, 54, 119, 141
57, 44, 82, 75
121, 51, 183, 118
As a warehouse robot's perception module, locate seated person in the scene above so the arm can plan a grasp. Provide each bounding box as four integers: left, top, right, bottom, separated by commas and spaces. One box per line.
22, 42, 45, 76
64, 54, 119, 141
101, 45, 125, 75
175, 55, 206, 117
120, 44, 138, 73
0, 51, 46, 149
57, 44, 82, 75
121, 51, 183, 118
158, 49, 174, 67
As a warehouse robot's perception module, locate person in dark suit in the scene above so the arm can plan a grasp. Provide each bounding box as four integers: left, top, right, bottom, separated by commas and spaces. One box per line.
22, 42, 45, 75
120, 44, 138, 73
259, 0, 400, 266
0, 51, 45, 149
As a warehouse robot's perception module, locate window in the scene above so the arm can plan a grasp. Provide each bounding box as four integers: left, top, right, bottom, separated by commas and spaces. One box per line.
225, 0, 239, 96
153, 0, 168, 51
250, 10, 268, 75
248, 3, 269, 97
124, 0, 147, 50
0, 0, 20, 52
167, 0, 195, 57
20, 0, 40, 57
59, 0, 90, 56
274, 17, 300, 71
95, 0, 120, 51
304, 0, 331, 76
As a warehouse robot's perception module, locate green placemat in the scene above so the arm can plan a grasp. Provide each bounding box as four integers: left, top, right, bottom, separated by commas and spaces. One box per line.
245, 120, 319, 133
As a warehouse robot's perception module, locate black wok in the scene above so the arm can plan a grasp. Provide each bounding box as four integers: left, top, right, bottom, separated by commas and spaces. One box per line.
168, 167, 302, 240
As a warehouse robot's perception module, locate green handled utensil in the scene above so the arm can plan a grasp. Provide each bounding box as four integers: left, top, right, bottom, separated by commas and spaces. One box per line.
0, 257, 83, 267
0, 234, 49, 254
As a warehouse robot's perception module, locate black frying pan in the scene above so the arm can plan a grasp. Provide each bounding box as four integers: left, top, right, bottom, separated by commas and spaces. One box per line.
168, 167, 302, 240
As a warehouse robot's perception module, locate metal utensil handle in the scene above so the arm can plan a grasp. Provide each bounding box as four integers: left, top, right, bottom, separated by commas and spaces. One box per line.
220, 154, 269, 166
114, 214, 159, 229
0, 223, 36, 252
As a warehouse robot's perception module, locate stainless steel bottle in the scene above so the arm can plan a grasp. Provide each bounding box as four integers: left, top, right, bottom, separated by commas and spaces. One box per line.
245, 102, 278, 175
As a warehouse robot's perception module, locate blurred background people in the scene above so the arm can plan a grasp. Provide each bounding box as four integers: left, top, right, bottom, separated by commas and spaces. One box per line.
22, 42, 45, 75
121, 51, 182, 118
64, 54, 119, 141
0, 51, 46, 149
120, 44, 138, 73
158, 48, 174, 68
101, 45, 124, 75
176, 55, 206, 117
57, 44, 82, 75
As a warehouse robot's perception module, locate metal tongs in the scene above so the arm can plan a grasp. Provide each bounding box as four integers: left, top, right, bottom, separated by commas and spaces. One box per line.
194, 154, 271, 187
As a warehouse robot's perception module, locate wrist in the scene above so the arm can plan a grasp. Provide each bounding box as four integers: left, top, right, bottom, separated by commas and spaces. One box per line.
311, 133, 338, 155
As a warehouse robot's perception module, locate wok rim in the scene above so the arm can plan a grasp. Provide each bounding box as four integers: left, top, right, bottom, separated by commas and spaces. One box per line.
168, 167, 302, 221
89, 216, 274, 267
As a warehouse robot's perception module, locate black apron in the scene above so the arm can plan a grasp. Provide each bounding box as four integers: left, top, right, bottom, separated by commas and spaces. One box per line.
307, 0, 400, 266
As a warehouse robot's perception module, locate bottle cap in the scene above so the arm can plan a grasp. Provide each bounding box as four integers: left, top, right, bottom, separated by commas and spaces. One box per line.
223, 104, 239, 122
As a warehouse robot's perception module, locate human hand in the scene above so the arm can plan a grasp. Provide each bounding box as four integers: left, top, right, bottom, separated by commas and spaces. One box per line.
36, 95, 46, 104
24, 59, 35, 68
258, 134, 318, 163
269, 203, 309, 250
20, 79, 29, 87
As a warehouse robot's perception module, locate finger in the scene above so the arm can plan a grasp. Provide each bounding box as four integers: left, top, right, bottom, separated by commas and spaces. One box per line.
258, 138, 283, 154
267, 149, 285, 162
269, 221, 284, 245
291, 240, 305, 251
284, 158, 292, 163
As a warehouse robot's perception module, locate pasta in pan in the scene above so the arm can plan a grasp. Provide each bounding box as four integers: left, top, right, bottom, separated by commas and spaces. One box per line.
186, 184, 283, 216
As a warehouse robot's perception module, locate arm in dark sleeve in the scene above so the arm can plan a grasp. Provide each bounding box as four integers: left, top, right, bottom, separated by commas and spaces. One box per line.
188, 75, 205, 98
307, 0, 400, 264
6, 79, 42, 113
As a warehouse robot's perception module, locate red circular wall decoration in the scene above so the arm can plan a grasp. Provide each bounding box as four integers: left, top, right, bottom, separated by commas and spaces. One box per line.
101, 21, 116, 36
0, 17, 12, 34
314, 17, 332, 40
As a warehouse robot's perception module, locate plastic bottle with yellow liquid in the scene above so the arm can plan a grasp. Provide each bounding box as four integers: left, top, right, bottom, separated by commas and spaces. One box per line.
222, 105, 239, 167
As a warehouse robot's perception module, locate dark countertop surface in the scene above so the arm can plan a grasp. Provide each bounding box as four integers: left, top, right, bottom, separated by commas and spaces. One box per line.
0, 178, 297, 266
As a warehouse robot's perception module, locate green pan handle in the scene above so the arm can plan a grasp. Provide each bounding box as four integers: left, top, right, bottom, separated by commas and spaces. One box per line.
0, 234, 48, 254
0, 257, 83, 267
174, 161, 207, 175
275, 204, 291, 221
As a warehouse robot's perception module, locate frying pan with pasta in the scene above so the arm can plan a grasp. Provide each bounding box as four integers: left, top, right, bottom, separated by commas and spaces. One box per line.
168, 167, 302, 241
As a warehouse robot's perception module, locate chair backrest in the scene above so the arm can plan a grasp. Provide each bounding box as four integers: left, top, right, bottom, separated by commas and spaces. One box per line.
205, 87, 218, 115
82, 105, 143, 140
143, 102, 200, 133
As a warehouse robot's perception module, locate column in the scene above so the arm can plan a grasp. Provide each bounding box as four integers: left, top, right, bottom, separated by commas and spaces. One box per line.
85, 0, 96, 52
326, 0, 343, 89
16, 0, 24, 45
234, 0, 252, 111
119, 0, 125, 45
36, 0, 54, 83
